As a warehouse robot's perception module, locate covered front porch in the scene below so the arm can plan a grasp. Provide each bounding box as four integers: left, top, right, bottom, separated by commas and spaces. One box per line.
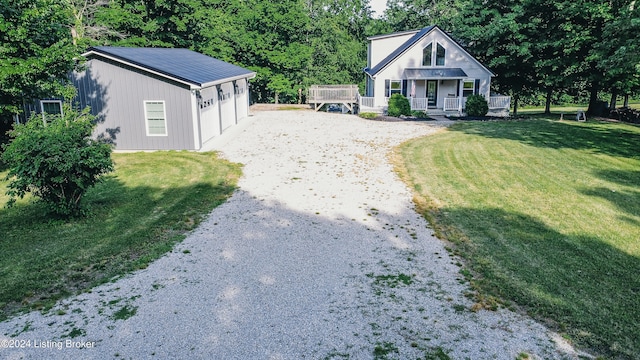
360, 68, 511, 116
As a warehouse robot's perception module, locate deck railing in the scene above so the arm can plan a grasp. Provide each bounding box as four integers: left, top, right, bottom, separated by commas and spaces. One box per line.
308, 85, 359, 102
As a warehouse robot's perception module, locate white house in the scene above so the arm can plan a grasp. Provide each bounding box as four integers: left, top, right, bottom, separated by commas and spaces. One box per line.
362, 25, 510, 116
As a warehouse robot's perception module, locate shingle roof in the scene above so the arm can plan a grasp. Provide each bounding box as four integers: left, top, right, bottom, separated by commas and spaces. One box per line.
84, 47, 255, 88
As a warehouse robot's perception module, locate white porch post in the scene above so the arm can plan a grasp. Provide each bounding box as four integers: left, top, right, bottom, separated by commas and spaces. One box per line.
457, 79, 463, 113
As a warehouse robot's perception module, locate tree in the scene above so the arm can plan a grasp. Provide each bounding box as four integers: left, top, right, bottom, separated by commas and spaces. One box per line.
454, 0, 538, 115
2, 101, 114, 217
385, 0, 459, 32
0, 0, 77, 121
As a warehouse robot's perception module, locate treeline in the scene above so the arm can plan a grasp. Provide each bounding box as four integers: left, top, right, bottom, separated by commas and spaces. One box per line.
1, 0, 639, 118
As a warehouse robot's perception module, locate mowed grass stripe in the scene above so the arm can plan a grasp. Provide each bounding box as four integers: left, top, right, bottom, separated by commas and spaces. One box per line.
395, 119, 640, 358
0, 151, 241, 319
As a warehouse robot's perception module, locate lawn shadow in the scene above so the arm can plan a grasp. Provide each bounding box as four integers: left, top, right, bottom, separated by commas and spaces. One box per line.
578, 169, 640, 224
439, 205, 640, 358
448, 119, 640, 159
0, 174, 237, 319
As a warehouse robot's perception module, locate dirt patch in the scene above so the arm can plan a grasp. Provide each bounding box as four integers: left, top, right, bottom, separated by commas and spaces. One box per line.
250, 103, 312, 111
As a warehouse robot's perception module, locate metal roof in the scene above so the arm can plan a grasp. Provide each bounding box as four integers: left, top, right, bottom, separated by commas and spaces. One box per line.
364, 25, 495, 78
403, 68, 468, 79
364, 26, 436, 77
84, 47, 256, 89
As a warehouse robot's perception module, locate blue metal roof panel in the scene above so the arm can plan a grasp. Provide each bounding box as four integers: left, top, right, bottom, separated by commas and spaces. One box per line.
403, 68, 468, 79
87, 47, 255, 87
365, 25, 436, 77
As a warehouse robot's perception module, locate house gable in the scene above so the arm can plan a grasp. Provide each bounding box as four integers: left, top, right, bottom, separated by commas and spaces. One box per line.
364, 25, 494, 79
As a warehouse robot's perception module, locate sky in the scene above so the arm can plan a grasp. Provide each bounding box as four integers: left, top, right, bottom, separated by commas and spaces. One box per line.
369, 0, 387, 18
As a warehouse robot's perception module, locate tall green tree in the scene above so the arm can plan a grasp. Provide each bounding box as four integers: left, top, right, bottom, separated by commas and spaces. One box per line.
0, 0, 77, 121
385, 0, 459, 31
454, 0, 538, 114
305, 0, 371, 90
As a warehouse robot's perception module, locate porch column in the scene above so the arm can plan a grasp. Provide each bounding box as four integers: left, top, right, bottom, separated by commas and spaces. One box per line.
457, 79, 463, 113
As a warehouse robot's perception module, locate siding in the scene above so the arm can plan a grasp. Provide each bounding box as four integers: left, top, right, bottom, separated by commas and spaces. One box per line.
72, 57, 196, 150
370, 28, 493, 107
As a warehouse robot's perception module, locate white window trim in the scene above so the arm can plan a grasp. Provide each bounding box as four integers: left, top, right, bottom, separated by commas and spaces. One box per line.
144, 100, 168, 137
423, 42, 446, 67
435, 42, 446, 66
389, 80, 402, 97
462, 79, 475, 97
40, 99, 63, 121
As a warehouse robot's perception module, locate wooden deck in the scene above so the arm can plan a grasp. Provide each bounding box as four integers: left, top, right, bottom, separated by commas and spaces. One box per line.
308, 85, 359, 112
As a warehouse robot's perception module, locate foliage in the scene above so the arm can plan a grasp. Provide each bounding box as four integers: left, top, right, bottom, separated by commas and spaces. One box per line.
387, 94, 411, 117
2, 105, 113, 217
464, 94, 488, 116
397, 119, 640, 358
359, 112, 379, 119
0, 0, 78, 120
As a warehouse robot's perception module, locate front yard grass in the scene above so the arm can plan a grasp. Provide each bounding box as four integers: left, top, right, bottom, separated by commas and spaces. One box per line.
395, 119, 640, 359
0, 151, 241, 320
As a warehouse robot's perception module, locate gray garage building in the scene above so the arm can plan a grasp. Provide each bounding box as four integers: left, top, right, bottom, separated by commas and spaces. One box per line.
72, 46, 256, 151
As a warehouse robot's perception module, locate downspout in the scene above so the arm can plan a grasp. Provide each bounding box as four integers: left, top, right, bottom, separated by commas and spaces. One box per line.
217, 85, 223, 135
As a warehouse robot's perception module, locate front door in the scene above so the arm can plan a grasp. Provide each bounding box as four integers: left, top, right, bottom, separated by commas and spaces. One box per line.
427, 80, 438, 108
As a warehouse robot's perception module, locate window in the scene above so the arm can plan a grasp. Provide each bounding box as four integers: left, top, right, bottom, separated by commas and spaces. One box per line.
463, 80, 475, 97
385, 80, 402, 97
144, 101, 167, 136
436, 43, 446, 66
40, 100, 63, 117
422, 43, 432, 66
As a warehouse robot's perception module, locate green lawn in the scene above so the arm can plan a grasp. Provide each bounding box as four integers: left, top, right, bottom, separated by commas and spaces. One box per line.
395, 119, 640, 359
0, 151, 241, 320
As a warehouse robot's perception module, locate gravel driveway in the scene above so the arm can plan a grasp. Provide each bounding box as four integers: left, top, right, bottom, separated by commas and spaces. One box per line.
1, 111, 583, 359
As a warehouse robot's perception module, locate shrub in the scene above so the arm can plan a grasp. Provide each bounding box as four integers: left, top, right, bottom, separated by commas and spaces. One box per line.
387, 94, 411, 117
2, 106, 114, 217
359, 112, 379, 120
465, 94, 489, 117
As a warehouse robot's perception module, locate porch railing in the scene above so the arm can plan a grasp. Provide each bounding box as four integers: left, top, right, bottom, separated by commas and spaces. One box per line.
357, 95, 511, 113
443, 97, 462, 111
489, 96, 511, 109
411, 98, 428, 111
359, 96, 376, 108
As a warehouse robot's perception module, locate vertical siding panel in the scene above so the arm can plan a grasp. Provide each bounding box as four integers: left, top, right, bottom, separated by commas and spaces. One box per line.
77, 56, 244, 150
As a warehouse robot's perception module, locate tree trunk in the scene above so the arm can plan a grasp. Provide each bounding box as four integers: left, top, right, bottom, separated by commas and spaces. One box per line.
586, 84, 599, 115
624, 94, 630, 107
609, 90, 618, 109
513, 95, 519, 116
275, 92, 279, 104
545, 87, 553, 114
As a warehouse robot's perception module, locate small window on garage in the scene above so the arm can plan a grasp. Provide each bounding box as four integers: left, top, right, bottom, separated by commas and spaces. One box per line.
144, 101, 167, 136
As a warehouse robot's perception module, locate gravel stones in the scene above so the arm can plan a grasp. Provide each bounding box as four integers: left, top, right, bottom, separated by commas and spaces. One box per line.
0, 111, 583, 359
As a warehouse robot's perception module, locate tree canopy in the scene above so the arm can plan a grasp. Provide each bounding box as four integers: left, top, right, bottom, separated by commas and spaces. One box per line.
0, 0, 638, 115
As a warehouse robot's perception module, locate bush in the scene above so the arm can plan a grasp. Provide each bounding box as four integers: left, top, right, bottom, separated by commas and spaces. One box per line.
2, 106, 114, 217
387, 94, 411, 117
359, 112, 379, 120
465, 94, 489, 116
